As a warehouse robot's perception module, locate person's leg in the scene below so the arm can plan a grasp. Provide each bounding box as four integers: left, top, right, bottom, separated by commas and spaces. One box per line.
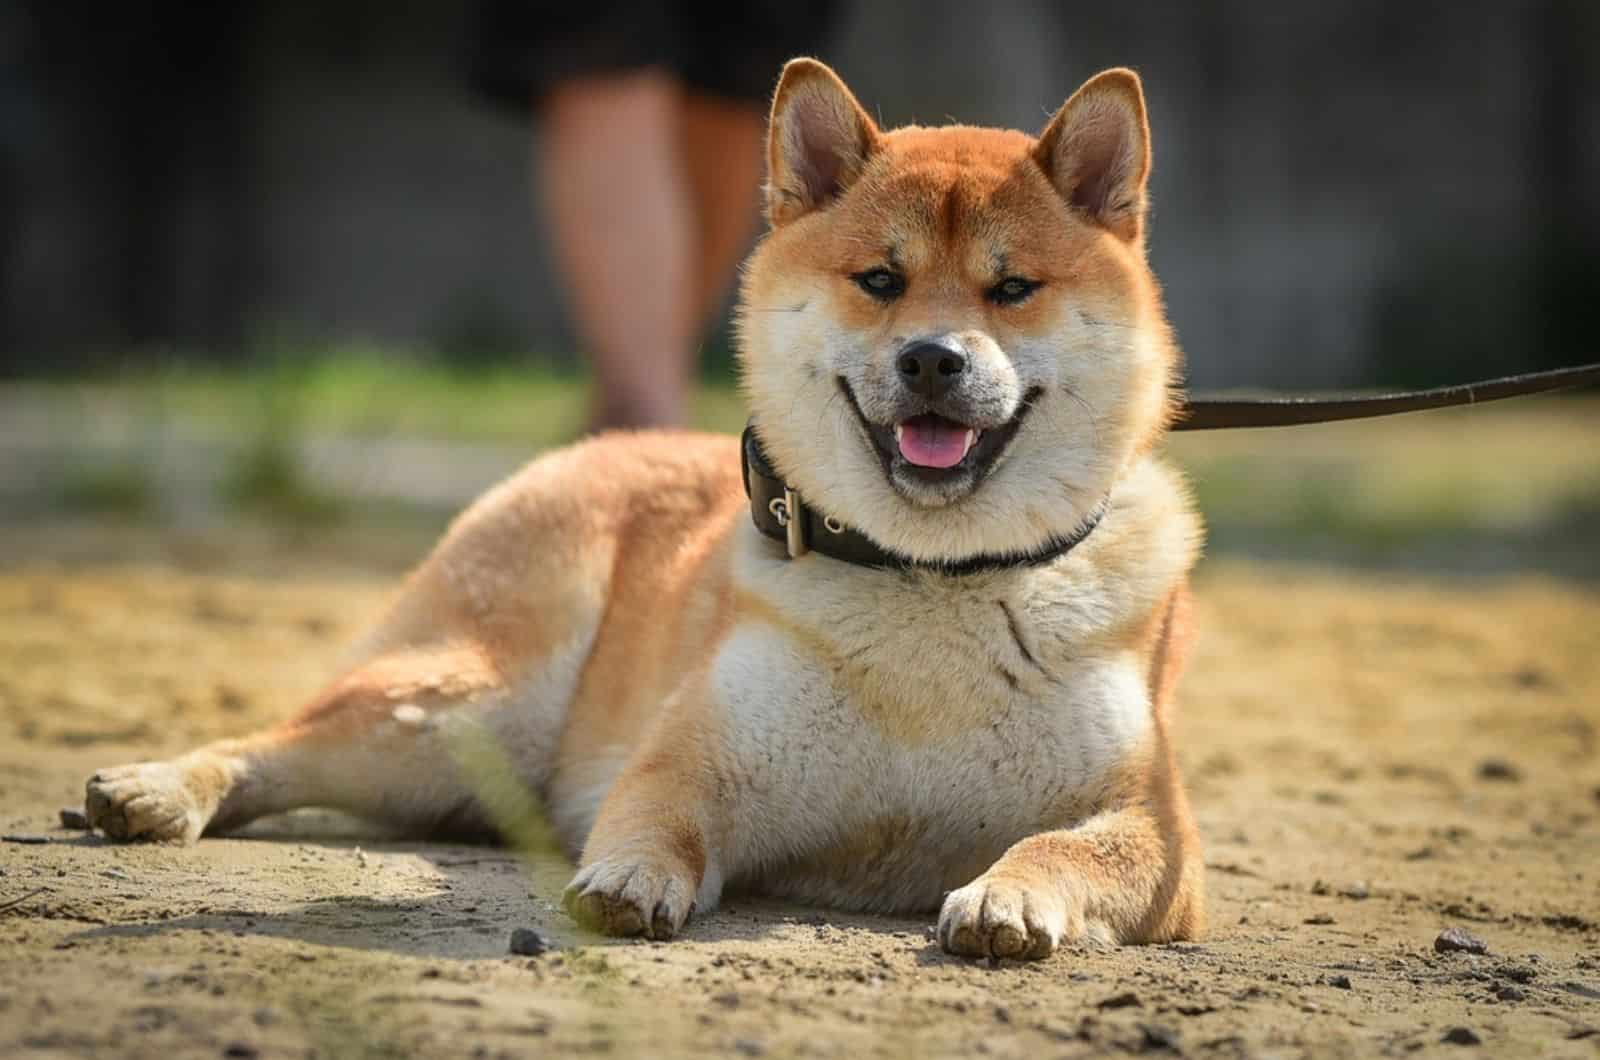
541, 71, 695, 431
678, 93, 765, 323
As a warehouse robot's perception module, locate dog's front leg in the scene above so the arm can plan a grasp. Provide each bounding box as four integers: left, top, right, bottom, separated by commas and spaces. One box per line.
937, 798, 1204, 959
561, 722, 721, 941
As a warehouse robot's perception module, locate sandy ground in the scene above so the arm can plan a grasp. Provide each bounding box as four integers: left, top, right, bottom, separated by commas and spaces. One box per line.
1, 522, 1598, 1059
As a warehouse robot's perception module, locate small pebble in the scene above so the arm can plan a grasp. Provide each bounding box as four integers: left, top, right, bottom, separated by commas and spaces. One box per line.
1435, 927, 1489, 955
58, 808, 90, 830
1476, 759, 1521, 782
1304, 913, 1336, 925
508, 927, 548, 957
1494, 985, 1525, 1002
1328, 975, 1353, 990
1440, 1026, 1481, 1046
1138, 1024, 1181, 1052
1098, 991, 1142, 1010
222, 1044, 260, 1059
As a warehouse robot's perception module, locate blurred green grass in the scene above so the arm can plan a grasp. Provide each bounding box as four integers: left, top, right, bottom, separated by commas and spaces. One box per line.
128, 347, 748, 446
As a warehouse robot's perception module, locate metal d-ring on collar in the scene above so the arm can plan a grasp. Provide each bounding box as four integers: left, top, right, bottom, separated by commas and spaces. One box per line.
767, 488, 849, 560
740, 423, 1108, 574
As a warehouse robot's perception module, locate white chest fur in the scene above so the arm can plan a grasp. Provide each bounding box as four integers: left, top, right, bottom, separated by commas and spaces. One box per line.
708, 520, 1162, 913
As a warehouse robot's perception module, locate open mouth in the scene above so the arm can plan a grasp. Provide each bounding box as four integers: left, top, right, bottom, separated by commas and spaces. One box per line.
838, 379, 1042, 491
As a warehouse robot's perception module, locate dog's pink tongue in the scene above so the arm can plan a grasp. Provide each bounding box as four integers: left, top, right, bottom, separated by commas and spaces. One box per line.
897, 418, 970, 468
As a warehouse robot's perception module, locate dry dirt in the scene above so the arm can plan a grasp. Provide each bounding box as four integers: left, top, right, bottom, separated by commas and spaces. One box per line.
1, 522, 1597, 1059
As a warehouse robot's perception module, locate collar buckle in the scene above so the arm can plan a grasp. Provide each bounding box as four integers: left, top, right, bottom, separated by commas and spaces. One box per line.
782, 487, 809, 558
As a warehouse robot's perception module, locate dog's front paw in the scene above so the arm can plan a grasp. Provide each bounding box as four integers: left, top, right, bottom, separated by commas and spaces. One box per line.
85, 761, 209, 844
562, 853, 697, 940
938, 875, 1070, 960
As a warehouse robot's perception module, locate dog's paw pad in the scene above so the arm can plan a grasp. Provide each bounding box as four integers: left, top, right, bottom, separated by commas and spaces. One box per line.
937, 876, 1066, 961
562, 856, 696, 940
85, 762, 206, 844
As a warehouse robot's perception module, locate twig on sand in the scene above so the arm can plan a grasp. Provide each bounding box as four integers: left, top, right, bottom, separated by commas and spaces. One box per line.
0, 888, 46, 914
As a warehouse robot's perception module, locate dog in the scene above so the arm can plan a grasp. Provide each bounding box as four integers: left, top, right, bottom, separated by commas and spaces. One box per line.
84, 59, 1203, 959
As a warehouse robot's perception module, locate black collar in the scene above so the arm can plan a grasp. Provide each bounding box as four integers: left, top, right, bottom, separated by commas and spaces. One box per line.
740, 423, 1107, 576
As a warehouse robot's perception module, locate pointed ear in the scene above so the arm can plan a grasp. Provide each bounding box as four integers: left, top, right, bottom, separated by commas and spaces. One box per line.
1034, 68, 1152, 243
766, 58, 880, 226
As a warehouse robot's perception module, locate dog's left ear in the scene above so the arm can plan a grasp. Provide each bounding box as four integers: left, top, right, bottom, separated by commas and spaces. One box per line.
1034, 69, 1151, 244
766, 58, 880, 226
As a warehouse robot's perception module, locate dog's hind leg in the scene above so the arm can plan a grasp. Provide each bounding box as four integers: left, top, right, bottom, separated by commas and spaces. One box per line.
85, 639, 565, 845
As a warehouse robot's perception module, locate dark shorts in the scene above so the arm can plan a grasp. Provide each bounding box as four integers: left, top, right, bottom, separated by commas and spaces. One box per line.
470, 1, 844, 112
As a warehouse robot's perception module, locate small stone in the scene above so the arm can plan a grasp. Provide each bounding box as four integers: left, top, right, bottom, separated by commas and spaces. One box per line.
508, 927, 548, 956
222, 1044, 260, 1059
58, 808, 90, 830
1435, 927, 1489, 955
1339, 881, 1371, 900
1098, 991, 1142, 1010
1476, 758, 1521, 782
1493, 985, 1525, 1002
1138, 1024, 1180, 1052
1304, 913, 1336, 925
1328, 975, 1353, 989
1440, 1026, 1481, 1046
1495, 964, 1535, 983
993, 1005, 1011, 1023
734, 1040, 765, 1057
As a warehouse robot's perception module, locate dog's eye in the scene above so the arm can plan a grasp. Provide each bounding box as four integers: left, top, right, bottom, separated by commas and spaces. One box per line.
989, 276, 1042, 305
853, 268, 905, 300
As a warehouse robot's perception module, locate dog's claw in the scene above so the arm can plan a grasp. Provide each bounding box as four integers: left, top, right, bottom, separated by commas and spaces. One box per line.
562, 855, 695, 940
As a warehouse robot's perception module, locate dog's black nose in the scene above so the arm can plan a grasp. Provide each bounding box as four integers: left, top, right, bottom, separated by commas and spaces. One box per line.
896, 339, 967, 398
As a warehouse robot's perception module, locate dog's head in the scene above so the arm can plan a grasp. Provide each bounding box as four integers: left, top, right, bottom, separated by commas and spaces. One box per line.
737, 60, 1181, 563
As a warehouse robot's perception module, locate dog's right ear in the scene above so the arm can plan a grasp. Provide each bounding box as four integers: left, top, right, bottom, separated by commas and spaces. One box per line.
766, 59, 880, 226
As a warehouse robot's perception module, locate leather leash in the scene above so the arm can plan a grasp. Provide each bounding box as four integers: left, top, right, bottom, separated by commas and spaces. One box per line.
1173, 362, 1600, 431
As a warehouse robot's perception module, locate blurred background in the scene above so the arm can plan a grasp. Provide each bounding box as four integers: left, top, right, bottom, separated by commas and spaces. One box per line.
0, 0, 1595, 576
